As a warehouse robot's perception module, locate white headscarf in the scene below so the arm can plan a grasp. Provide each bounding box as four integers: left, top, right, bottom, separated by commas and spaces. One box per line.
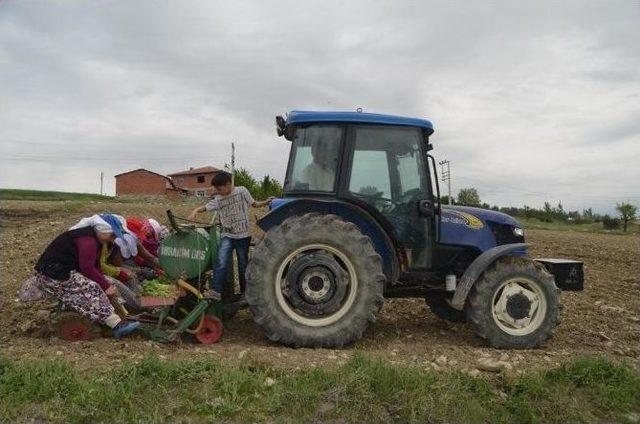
115, 234, 138, 258
69, 215, 113, 234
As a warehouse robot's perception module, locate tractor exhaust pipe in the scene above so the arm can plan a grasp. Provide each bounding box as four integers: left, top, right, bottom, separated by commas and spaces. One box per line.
445, 274, 457, 291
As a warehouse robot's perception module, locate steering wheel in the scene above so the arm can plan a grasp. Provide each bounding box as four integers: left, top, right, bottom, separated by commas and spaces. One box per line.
399, 188, 422, 204
354, 193, 397, 214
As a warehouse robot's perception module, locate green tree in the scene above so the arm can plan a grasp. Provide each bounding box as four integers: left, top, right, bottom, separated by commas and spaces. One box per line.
439, 195, 454, 205
602, 214, 620, 230
232, 168, 283, 200
359, 185, 383, 197
456, 188, 481, 207
581, 208, 594, 223
542, 202, 554, 222
259, 175, 283, 199
233, 168, 258, 194
616, 202, 637, 232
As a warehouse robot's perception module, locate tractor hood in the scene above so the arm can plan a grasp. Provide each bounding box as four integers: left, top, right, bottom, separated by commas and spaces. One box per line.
439, 205, 524, 252
442, 205, 520, 227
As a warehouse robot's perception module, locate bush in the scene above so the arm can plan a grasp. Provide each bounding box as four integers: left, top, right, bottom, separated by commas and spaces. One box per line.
456, 188, 481, 207
602, 215, 620, 230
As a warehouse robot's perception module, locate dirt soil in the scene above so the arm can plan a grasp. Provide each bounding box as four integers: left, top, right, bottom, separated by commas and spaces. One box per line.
1, 199, 639, 373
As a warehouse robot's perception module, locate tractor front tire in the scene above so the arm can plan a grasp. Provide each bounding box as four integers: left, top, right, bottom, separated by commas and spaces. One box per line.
465, 257, 560, 349
246, 213, 385, 348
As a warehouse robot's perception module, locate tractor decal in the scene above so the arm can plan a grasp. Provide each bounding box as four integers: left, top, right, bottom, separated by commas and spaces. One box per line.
442, 210, 484, 230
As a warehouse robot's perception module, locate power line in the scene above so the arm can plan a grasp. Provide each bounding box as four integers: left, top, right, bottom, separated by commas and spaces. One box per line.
1, 153, 223, 162
439, 159, 452, 205
231, 142, 235, 185
0, 152, 286, 166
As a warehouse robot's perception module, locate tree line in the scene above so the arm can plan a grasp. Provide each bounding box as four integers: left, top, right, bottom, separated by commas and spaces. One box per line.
445, 187, 637, 232
226, 170, 637, 232
232, 168, 283, 200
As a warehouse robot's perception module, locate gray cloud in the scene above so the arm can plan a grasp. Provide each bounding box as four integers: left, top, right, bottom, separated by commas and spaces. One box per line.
1, 0, 639, 213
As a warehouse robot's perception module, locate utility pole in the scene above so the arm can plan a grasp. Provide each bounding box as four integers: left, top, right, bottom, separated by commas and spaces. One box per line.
439, 160, 452, 204
231, 142, 235, 185
100, 171, 104, 195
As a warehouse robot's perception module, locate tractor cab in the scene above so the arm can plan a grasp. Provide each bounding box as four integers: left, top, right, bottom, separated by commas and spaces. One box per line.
277, 110, 438, 272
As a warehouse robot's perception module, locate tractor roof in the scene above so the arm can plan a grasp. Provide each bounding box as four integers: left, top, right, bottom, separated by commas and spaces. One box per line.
285, 110, 434, 133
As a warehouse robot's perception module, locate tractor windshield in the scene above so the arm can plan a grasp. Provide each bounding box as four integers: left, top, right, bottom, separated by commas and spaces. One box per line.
284, 125, 343, 192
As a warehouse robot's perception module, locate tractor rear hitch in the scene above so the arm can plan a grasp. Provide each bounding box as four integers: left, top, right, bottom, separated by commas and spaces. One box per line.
535, 258, 584, 291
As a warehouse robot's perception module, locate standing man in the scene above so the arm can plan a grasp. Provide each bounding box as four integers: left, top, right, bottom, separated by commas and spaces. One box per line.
188, 171, 273, 299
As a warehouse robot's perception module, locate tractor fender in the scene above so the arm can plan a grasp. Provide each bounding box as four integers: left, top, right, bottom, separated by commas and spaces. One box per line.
258, 198, 399, 282
450, 243, 529, 310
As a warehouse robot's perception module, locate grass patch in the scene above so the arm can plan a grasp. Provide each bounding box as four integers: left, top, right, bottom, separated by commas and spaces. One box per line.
520, 217, 640, 235
0, 188, 116, 202
1, 354, 638, 423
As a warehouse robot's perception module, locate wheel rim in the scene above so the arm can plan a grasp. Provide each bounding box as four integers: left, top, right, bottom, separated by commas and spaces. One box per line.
275, 244, 358, 327
58, 320, 92, 342
196, 315, 223, 345
491, 277, 547, 336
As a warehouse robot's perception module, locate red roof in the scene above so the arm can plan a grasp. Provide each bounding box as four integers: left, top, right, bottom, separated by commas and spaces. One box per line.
114, 168, 181, 190
168, 166, 221, 177
114, 168, 170, 180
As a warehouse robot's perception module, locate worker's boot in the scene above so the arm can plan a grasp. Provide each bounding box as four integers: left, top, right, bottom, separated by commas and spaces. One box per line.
202, 289, 221, 301
112, 320, 140, 338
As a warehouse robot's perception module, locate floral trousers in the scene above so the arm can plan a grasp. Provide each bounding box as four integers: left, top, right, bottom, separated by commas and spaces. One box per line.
29, 272, 115, 324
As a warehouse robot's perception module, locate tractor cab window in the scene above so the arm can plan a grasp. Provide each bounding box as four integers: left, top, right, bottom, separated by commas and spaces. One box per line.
348, 126, 431, 268
285, 125, 342, 192
349, 126, 428, 211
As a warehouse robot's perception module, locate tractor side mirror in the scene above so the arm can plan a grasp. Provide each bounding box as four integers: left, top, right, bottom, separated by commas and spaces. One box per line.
276, 116, 286, 137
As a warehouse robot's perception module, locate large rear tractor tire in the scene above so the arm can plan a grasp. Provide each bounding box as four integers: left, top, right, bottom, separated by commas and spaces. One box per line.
246, 213, 385, 348
465, 257, 560, 349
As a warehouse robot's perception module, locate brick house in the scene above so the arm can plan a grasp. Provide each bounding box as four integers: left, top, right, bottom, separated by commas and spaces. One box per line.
115, 165, 221, 198
115, 168, 186, 199
167, 166, 221, 197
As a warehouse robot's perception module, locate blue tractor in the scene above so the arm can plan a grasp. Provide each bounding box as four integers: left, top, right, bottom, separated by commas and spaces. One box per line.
245, 111, 584, 349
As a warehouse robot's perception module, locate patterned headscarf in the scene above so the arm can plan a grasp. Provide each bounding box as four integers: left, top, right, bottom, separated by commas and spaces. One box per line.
147, 218, 169, 241
99, 214, 125, 238
101, 213, 138, 258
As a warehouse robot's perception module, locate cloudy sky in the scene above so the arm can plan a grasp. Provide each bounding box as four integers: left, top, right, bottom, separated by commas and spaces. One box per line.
1, 1, 638, 213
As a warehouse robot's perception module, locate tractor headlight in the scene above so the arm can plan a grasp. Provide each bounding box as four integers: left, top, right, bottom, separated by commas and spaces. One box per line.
513, 227, 524, 237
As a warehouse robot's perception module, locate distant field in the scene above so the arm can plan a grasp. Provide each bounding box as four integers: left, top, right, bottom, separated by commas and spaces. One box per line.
0, 188, 115, 202
519, 217, 640, 235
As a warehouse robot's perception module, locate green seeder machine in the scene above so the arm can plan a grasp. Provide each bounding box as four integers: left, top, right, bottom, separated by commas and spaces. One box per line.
135, 210, 247, 344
